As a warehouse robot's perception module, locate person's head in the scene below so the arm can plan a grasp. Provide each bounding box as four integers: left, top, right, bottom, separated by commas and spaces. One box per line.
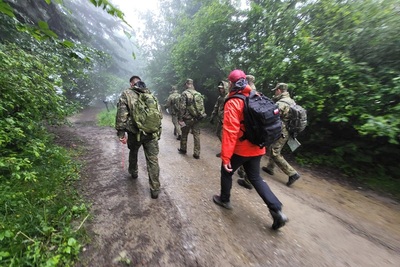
246, 75, 255, 84
228, 69, 247, 91
271, 83, 288, 96
129, 75, 141, 87
246, 75, 256, 90
171, 85, 178, 93
185, 78, 193, 89
217, 82, 225, 94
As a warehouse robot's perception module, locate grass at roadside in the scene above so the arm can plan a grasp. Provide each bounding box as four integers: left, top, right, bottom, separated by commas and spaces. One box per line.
97, 108, 116, 127
0, 136, 89, 266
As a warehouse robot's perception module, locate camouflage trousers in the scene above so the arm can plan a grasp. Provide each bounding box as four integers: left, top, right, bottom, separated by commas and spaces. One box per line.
265, 128, 297, 176
127, 132, 160, 193
171, 114, 182, 136
180, 119, 200, 157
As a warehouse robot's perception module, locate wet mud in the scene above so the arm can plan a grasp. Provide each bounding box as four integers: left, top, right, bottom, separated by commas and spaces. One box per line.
51, 107, 400, 267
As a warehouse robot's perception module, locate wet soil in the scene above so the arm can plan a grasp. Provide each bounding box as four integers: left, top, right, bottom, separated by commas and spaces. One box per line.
52, 106, 400, 267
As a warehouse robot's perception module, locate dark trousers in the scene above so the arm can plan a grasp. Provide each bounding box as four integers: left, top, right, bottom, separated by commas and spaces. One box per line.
220, 154, 282, 212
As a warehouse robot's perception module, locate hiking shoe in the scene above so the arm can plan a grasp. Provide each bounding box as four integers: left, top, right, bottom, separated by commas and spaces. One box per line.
193, 154, 200, 159
151, 190, 159, 199
270, 210, 288, 230
237, 178, 253, 190
177, 148, 187, 154
216, 153, 221, 157
177, 135, 181, 140
212, 195, 232, 210
237, 168, 245, 178
131, 174, 138, 179
287, 173, 300, 186
262, 166, 274, 175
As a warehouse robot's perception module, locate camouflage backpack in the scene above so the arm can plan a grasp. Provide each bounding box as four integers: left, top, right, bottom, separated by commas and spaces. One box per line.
170, 93, 181, 114
280, 100, 307, 137
132, 90, 162, 135
186, 89, 206, 120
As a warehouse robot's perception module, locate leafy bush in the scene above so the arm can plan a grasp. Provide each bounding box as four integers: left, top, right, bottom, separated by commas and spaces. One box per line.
0, 40, 88, 267
0, 43, 73, 181
0, 139, 89, 266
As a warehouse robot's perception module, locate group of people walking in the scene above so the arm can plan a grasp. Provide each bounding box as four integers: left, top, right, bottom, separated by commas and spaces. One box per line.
115, 70, 301, 230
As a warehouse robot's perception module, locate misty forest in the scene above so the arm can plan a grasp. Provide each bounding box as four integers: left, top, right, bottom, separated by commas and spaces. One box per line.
0, 0, 399, 265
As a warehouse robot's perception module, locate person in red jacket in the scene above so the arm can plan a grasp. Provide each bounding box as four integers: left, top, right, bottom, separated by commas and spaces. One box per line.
212, 69, 288, 230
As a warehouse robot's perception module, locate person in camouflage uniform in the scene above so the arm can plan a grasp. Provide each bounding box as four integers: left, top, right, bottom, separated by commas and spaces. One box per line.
246, 74, 256, 91
177, 78, 204, 159
165, 86, 182, 140
210, 81, 229, 156
115, 75, 162, 199
237, 74, 257, 190
262, 83, 300, 186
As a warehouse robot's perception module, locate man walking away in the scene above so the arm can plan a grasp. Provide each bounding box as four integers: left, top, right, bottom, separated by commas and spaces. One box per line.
213, 70, 288, 230
115, 75, 162, 199
210, 81, 229, 157
165, 86, 182, 140
177, 78, 206, 159
262, 83, 301, 186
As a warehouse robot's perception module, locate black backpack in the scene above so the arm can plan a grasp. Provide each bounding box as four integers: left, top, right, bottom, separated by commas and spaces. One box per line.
280, 100, 307, 137
226, 91, 282, 148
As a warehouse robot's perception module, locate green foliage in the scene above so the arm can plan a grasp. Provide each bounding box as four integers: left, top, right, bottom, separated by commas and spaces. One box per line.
0, 140, 89, 266
171, 1, 237, 85
0, 0, 14, 18
0, 40, 89, 265
1, 0, 141, 105
0, 1, 137, 265
144, 0, 400, 190
87, 0, 128, 25
0, 42, 73, 181
97, 108, 117, 127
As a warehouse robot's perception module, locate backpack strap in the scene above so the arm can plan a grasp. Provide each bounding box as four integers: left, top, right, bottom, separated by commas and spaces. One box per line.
224, 92, 248, 141
192, 91, 200, 118
278, 99, 294, 106
186, 89, 205, 120
277, 99, 296, 131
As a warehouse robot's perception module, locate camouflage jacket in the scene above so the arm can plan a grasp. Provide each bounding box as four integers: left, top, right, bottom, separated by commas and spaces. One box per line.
273, 91, 295, 127
115, 87, 162, 138
165, 91, 180, 115
211, 81, 229, 122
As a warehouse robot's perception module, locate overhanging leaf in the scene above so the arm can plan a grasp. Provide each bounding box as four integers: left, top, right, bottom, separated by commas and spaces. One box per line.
0, 0, 15, 18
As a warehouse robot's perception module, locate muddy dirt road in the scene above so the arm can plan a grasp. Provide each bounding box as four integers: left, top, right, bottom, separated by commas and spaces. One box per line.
55, 107, 400, 267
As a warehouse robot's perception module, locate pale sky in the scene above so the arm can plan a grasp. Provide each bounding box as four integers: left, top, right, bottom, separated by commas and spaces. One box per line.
110, 0, 160, 27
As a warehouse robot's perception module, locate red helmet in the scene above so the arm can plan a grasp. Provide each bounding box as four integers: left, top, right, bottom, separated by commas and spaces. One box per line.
228, 69, 246, 83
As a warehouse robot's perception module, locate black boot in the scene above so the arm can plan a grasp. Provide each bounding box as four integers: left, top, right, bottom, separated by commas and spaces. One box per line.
287, 173, 300, 186
270, 209, 288, 230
